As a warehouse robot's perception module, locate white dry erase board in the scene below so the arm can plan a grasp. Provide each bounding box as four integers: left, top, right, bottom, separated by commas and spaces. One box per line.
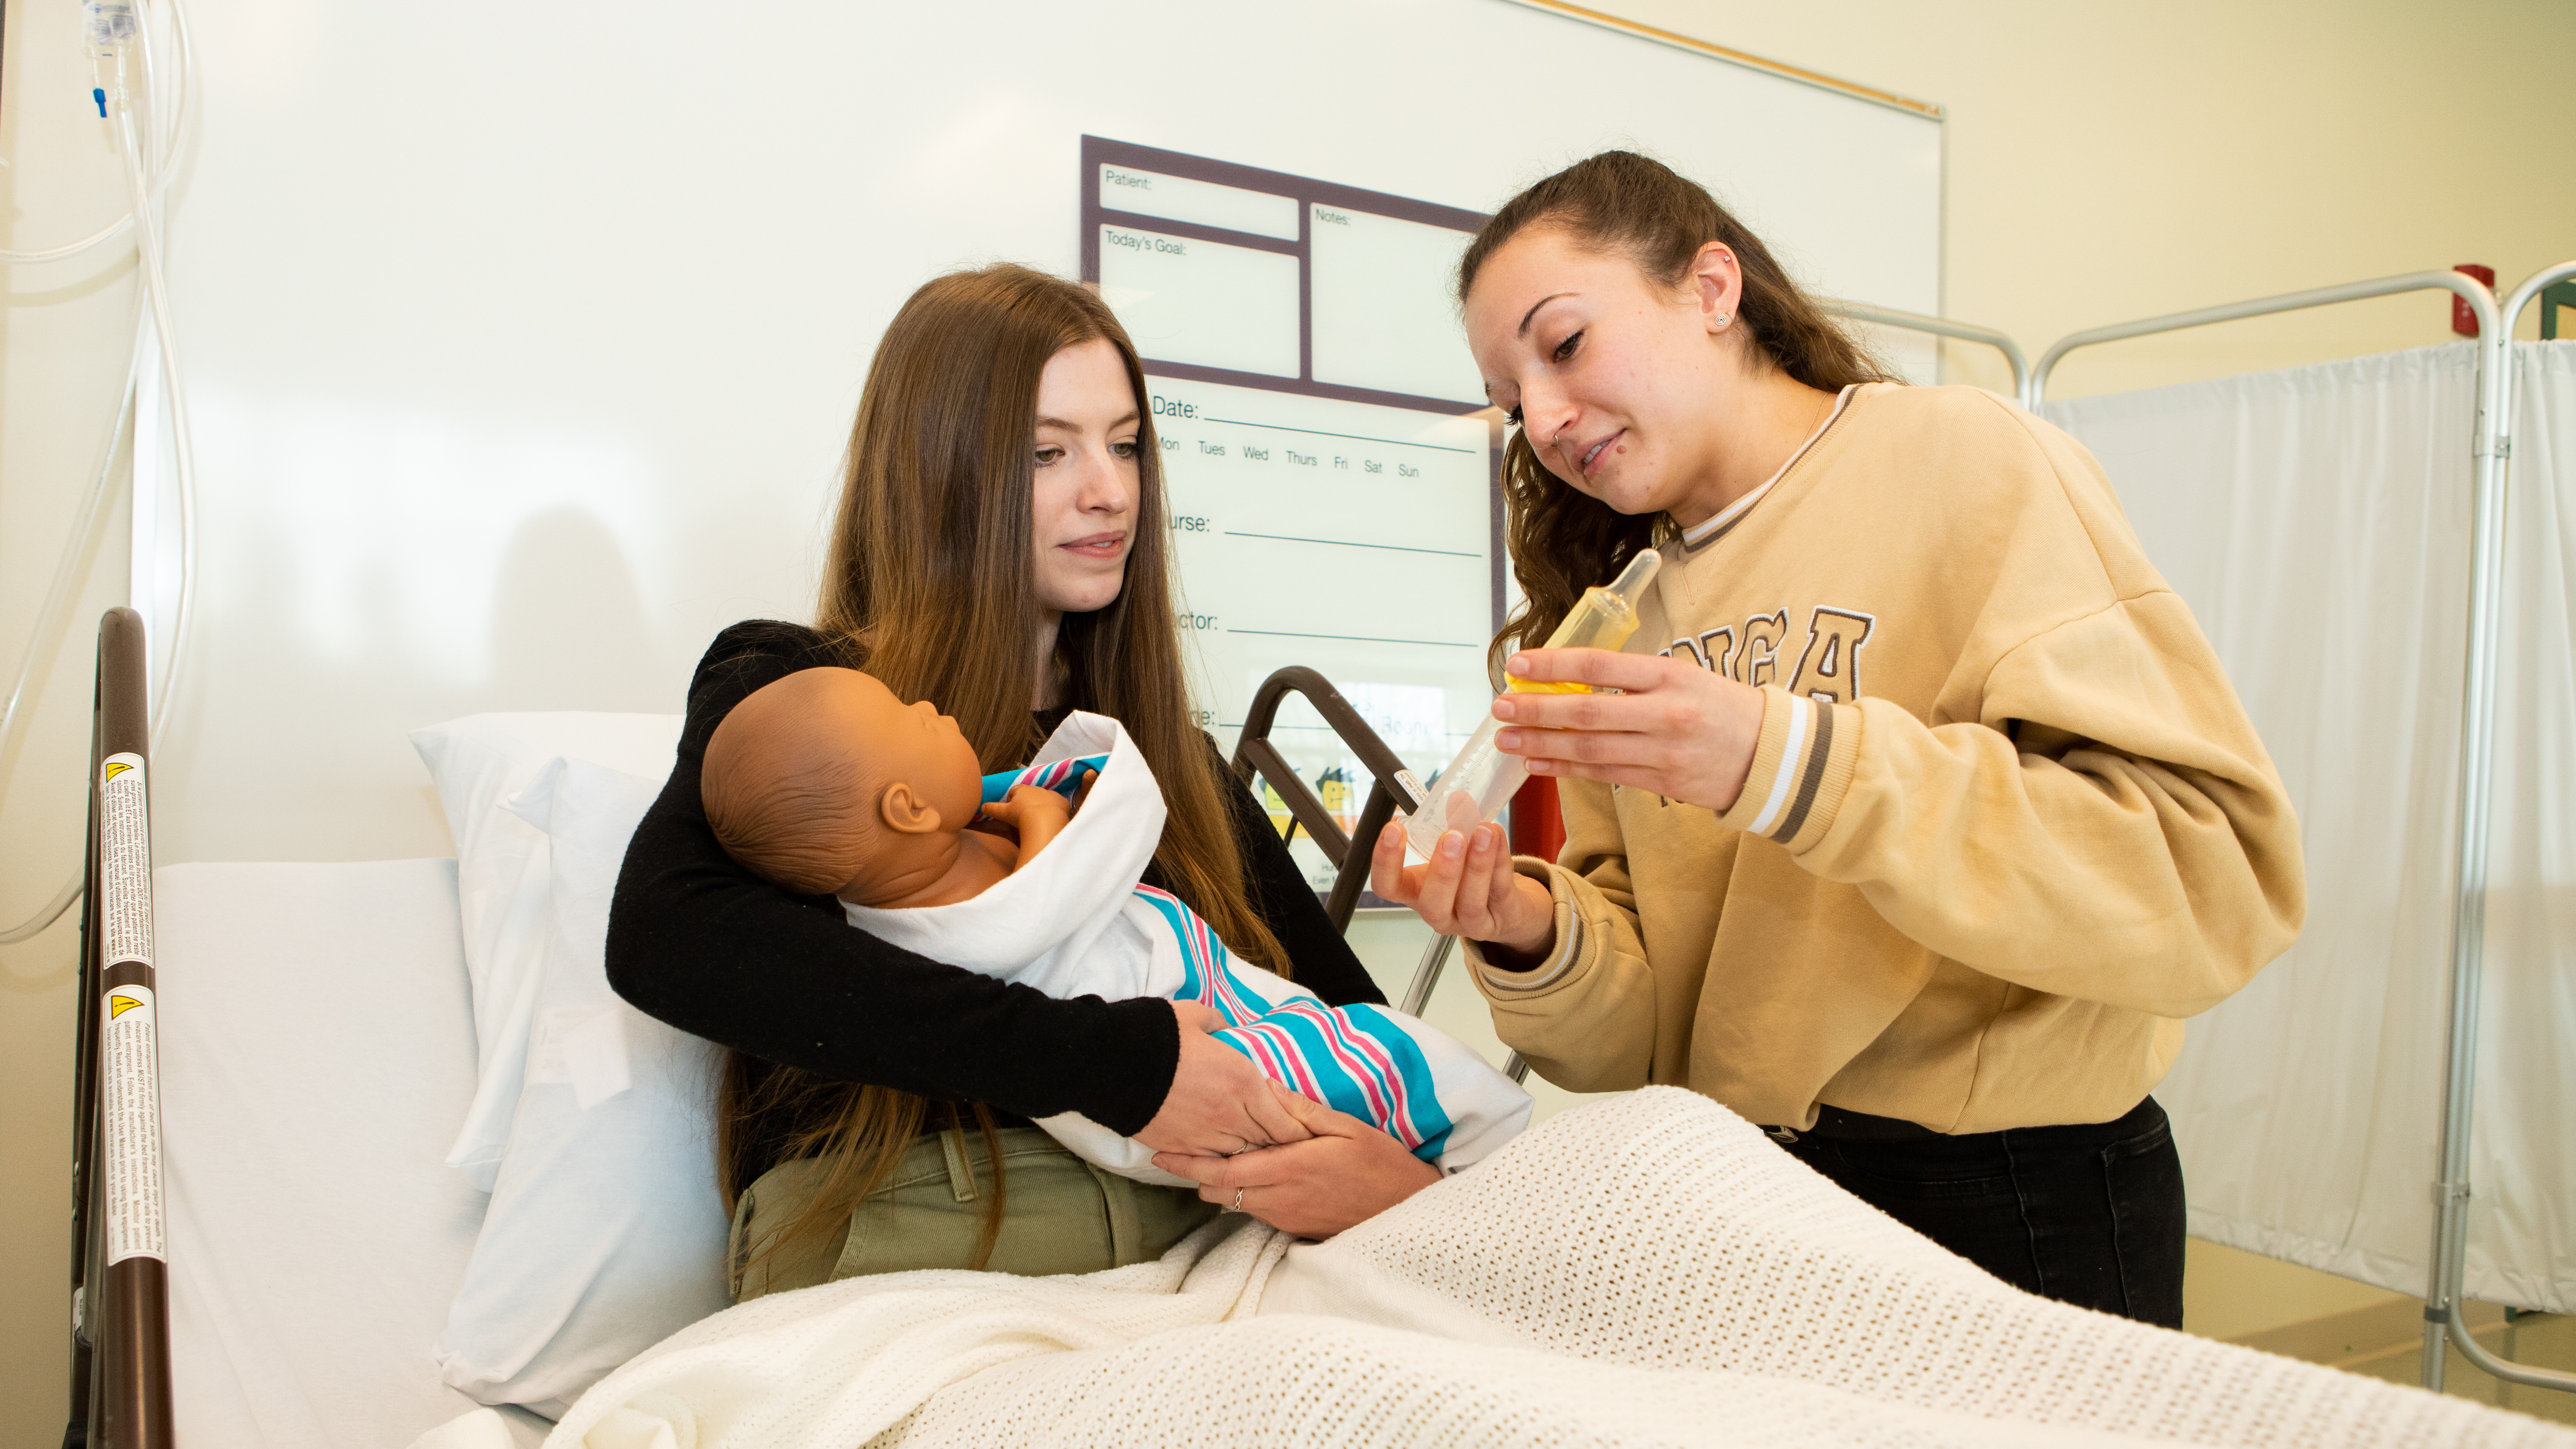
97, 0, 1939, 865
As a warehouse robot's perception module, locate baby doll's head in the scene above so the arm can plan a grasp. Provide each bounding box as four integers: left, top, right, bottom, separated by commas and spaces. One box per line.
701, 667, 985, 901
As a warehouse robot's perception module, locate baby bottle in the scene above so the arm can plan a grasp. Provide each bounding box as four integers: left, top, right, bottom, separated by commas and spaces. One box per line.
1400, 548, 1663, 862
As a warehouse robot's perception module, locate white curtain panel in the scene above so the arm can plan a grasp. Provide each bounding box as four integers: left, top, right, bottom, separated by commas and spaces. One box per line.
2045, 341, 2576, 1312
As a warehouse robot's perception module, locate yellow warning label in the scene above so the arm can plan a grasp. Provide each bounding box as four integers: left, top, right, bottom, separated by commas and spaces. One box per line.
102, 983, 165, 1266
98, 752, 152, 971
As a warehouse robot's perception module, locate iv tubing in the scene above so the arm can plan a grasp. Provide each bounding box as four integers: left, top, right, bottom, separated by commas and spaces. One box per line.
0, 321, 139, 946
0, 0, 193, 266
0, 0, 200, 945
113, 17, 202, 752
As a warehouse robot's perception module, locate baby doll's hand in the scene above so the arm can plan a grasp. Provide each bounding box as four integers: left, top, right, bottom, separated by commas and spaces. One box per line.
986, 783, 1072, 828
985, 784, 1074, 868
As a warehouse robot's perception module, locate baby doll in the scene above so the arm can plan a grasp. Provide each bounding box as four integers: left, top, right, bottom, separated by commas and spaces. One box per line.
700, 667, 1530, 1183
700, 664, 1079, 906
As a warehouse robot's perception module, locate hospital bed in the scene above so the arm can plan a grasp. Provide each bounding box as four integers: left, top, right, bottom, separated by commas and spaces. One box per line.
67, 609, 552, 1447
60, 619, 1463, 1448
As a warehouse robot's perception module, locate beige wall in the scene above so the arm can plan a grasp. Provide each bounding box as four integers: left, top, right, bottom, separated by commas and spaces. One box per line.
3, 1, 2571, 1436
1588, 0, 2576, 399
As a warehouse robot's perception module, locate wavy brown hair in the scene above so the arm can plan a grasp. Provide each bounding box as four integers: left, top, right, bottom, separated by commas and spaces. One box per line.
1459, 151, 1897, 676
718, 263, 1287, 1280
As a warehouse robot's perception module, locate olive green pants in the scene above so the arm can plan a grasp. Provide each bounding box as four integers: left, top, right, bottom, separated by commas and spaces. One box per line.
729, 1126, 1223, 1302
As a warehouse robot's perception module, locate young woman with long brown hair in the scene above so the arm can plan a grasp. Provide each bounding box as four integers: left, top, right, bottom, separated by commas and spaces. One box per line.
1359, 152, 2307, 1328
607, 264, 1438, 1300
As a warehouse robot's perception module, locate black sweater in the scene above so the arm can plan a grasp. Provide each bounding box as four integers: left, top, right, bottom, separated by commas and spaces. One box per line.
604, 620, 1384, 1144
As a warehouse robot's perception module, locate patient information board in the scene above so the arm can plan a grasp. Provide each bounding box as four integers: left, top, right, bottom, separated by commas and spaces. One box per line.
1081, 138, 1501, 895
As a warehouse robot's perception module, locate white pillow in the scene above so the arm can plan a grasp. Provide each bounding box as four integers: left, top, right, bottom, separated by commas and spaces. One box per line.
410, 713, 682, 1191
436, 756, 731, 1415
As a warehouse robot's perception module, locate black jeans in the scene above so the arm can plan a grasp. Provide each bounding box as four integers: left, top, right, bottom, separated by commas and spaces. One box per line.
1772, 1096, 2186, 1328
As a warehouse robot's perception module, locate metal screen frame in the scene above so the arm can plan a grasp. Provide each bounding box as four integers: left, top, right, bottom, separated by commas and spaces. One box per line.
2417, 260, 2576, 1394
1823, 299, 2028, 401
2027, 265, 2576, 1394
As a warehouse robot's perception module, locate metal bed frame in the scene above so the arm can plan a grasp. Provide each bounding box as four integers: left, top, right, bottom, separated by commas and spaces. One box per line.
66, 607, 173, 1449
1231, 665, 1423, 936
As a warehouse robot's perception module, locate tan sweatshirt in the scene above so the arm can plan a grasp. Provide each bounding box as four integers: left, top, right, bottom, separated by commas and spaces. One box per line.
1470, 383, 2305, 1133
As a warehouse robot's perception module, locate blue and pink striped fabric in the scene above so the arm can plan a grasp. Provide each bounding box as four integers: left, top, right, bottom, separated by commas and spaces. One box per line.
1133, 885, 1456, 1163
981, 754, 1110, 806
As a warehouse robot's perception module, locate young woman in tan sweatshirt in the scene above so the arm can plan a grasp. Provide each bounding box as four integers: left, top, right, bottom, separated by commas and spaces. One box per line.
1370, 152, 2305, 1328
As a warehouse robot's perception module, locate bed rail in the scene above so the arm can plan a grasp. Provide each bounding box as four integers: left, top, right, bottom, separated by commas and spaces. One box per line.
1231, 666, 1529, 1084
66, 607, 174, 1449
1230, 666, 1426, 934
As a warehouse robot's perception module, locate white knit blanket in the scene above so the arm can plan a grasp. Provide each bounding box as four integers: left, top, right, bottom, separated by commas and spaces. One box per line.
514, 1089, 2564, 1449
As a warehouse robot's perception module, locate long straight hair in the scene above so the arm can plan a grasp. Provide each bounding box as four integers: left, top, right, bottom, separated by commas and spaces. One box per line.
718, 263, 1288, 1278
1458, 151, 1898, 676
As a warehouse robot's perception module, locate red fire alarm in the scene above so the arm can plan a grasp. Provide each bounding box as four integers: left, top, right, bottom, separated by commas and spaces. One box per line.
2454, 264, 2496, 337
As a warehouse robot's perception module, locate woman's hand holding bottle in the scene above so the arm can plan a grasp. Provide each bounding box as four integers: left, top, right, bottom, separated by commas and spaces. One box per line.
1368, 819, 1557, 966
1486, 646, 1764, 809
1372, 643, 1761, 962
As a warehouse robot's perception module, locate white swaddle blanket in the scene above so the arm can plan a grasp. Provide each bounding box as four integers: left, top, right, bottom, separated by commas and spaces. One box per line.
842, 711, 1531, 1184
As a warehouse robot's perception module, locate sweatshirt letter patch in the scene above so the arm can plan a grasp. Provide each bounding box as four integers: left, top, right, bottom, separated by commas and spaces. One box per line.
1788, 607, 1876, 705
1668, 606, 1875, 705
1666, 626, 1736, 676
1736, 611, 1790, 687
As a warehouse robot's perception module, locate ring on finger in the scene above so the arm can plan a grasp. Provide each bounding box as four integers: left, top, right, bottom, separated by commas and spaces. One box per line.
1233, 1186, 1245, 1210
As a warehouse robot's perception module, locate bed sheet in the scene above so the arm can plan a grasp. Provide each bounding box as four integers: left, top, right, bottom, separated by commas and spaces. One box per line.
156, 859, 549, 1449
